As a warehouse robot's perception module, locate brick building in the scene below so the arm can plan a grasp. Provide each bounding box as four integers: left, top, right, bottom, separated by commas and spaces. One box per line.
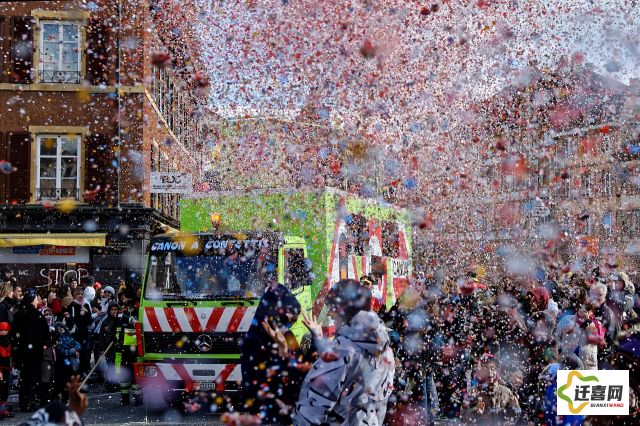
0, 0, 209, 287
417, 65, 640, 277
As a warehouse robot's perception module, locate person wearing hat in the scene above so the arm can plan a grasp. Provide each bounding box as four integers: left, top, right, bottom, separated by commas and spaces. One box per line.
13, 288, 51, 412
99, 286, 116, 314
294, 279, 395, 426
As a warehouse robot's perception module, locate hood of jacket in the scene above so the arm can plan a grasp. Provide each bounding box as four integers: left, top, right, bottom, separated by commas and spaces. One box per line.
83, 286, 96, 303
338, 310, 390, 355
527, 287, 550, 313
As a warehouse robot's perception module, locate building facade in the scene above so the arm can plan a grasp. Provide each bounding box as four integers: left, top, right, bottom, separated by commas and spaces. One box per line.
417, 65, 640, 277
0, 0, 209, 287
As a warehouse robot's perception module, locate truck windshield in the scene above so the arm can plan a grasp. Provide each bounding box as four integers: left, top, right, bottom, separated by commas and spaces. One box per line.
144, 245, 277, 300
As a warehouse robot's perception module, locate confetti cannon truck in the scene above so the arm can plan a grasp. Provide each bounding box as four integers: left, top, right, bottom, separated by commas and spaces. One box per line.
133, 187, 412, 404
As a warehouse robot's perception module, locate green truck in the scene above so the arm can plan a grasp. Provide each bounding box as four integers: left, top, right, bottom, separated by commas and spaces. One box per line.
133, 187, 412, 400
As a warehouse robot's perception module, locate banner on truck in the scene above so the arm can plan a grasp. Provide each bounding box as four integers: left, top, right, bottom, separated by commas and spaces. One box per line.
150, 172, 192, 194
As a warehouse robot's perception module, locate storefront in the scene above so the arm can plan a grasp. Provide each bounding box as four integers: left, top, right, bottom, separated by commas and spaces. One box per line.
0, 233, 105, 288
0, 204, 177, 290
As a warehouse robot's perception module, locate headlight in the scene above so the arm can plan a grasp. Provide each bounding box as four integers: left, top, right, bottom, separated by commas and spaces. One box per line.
144, 366, 158, 377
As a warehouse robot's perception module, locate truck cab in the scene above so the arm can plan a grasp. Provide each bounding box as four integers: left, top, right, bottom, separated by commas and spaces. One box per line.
133, 232, 311, 403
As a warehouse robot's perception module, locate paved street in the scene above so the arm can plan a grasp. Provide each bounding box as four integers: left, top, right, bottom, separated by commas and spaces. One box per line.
10, 386, 223, 425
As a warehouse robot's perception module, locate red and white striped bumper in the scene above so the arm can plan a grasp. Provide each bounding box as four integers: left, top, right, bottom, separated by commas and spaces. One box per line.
142, 307, 257, 333
134, 362, 241, 392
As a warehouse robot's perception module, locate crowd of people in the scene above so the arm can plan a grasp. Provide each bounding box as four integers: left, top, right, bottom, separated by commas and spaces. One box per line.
2, 263, 640, 425
0, 267, 141, 420
236, 268, 640, 426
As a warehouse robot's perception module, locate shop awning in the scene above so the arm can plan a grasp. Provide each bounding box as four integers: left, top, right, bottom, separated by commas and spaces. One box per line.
0, 233, 106, 248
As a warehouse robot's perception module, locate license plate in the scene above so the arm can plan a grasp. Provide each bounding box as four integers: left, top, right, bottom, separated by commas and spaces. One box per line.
197, 382, 216, 391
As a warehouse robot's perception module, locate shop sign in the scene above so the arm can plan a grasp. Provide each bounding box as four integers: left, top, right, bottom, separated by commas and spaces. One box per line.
392, 259, 411, 277
0, 247, 89, 264
150, 172, 192, 194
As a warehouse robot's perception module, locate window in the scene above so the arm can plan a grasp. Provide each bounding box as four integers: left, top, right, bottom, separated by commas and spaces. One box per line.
36, 134, 81, 200
382, 221, 400, 258
602, 212, 613, 237
284, 248, 309, 290
580, 173, 592, 198
565, 137, 577, 158
602, 171, 613, 197
39, 21, 81, 83
347, 214, 368, 256
629, 210, 640, 236
584, 215, 594, 235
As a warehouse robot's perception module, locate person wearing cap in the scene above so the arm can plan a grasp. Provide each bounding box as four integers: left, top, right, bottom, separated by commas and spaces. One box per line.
13, 288, 51, 412
98, 286, 116, 314
294, 279, 395, 426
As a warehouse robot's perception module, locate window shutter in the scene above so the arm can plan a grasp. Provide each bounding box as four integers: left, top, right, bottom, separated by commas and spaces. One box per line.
0, 132, 7, 203
7, 132, 31, 204
85, 133, 113, 204
0, 17, 8, 82
85, 19, 108, 85
9, 17, 33, 84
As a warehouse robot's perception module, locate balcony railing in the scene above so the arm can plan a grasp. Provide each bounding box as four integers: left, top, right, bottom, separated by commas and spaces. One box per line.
38, 69, 81, 84
36, 187, 81, 201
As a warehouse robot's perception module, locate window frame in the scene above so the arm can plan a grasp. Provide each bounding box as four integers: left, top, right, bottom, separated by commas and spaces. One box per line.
37, 19, 82, 83
602, 212, 613, 237
602, 170, 612, 197
35, 133, 81, 201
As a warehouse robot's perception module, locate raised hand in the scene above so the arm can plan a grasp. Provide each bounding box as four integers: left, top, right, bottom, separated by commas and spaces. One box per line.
67, 374, 88, 416
301, 311, 323, 339
261, 320, 288, 357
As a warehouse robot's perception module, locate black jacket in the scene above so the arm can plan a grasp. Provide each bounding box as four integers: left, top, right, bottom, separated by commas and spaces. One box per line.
0, 298, 14, 325
64, 301, 93, 342
240, 284, 314, 425
12, 304, 50, 360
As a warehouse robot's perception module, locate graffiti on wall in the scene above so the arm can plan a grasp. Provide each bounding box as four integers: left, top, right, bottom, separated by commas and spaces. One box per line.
39, 267, 89, 287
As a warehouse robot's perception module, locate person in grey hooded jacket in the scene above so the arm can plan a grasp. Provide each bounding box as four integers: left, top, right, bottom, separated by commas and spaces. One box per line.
294, 279, 395, 426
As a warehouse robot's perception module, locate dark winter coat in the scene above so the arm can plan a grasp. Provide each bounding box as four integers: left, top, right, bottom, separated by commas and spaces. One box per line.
0, 299, 13, 325
97, 303, 120, 355
13, 304, 51, 361
382, 293, 435, 381
64, 301, 93, 343
240, 284, 310, 425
